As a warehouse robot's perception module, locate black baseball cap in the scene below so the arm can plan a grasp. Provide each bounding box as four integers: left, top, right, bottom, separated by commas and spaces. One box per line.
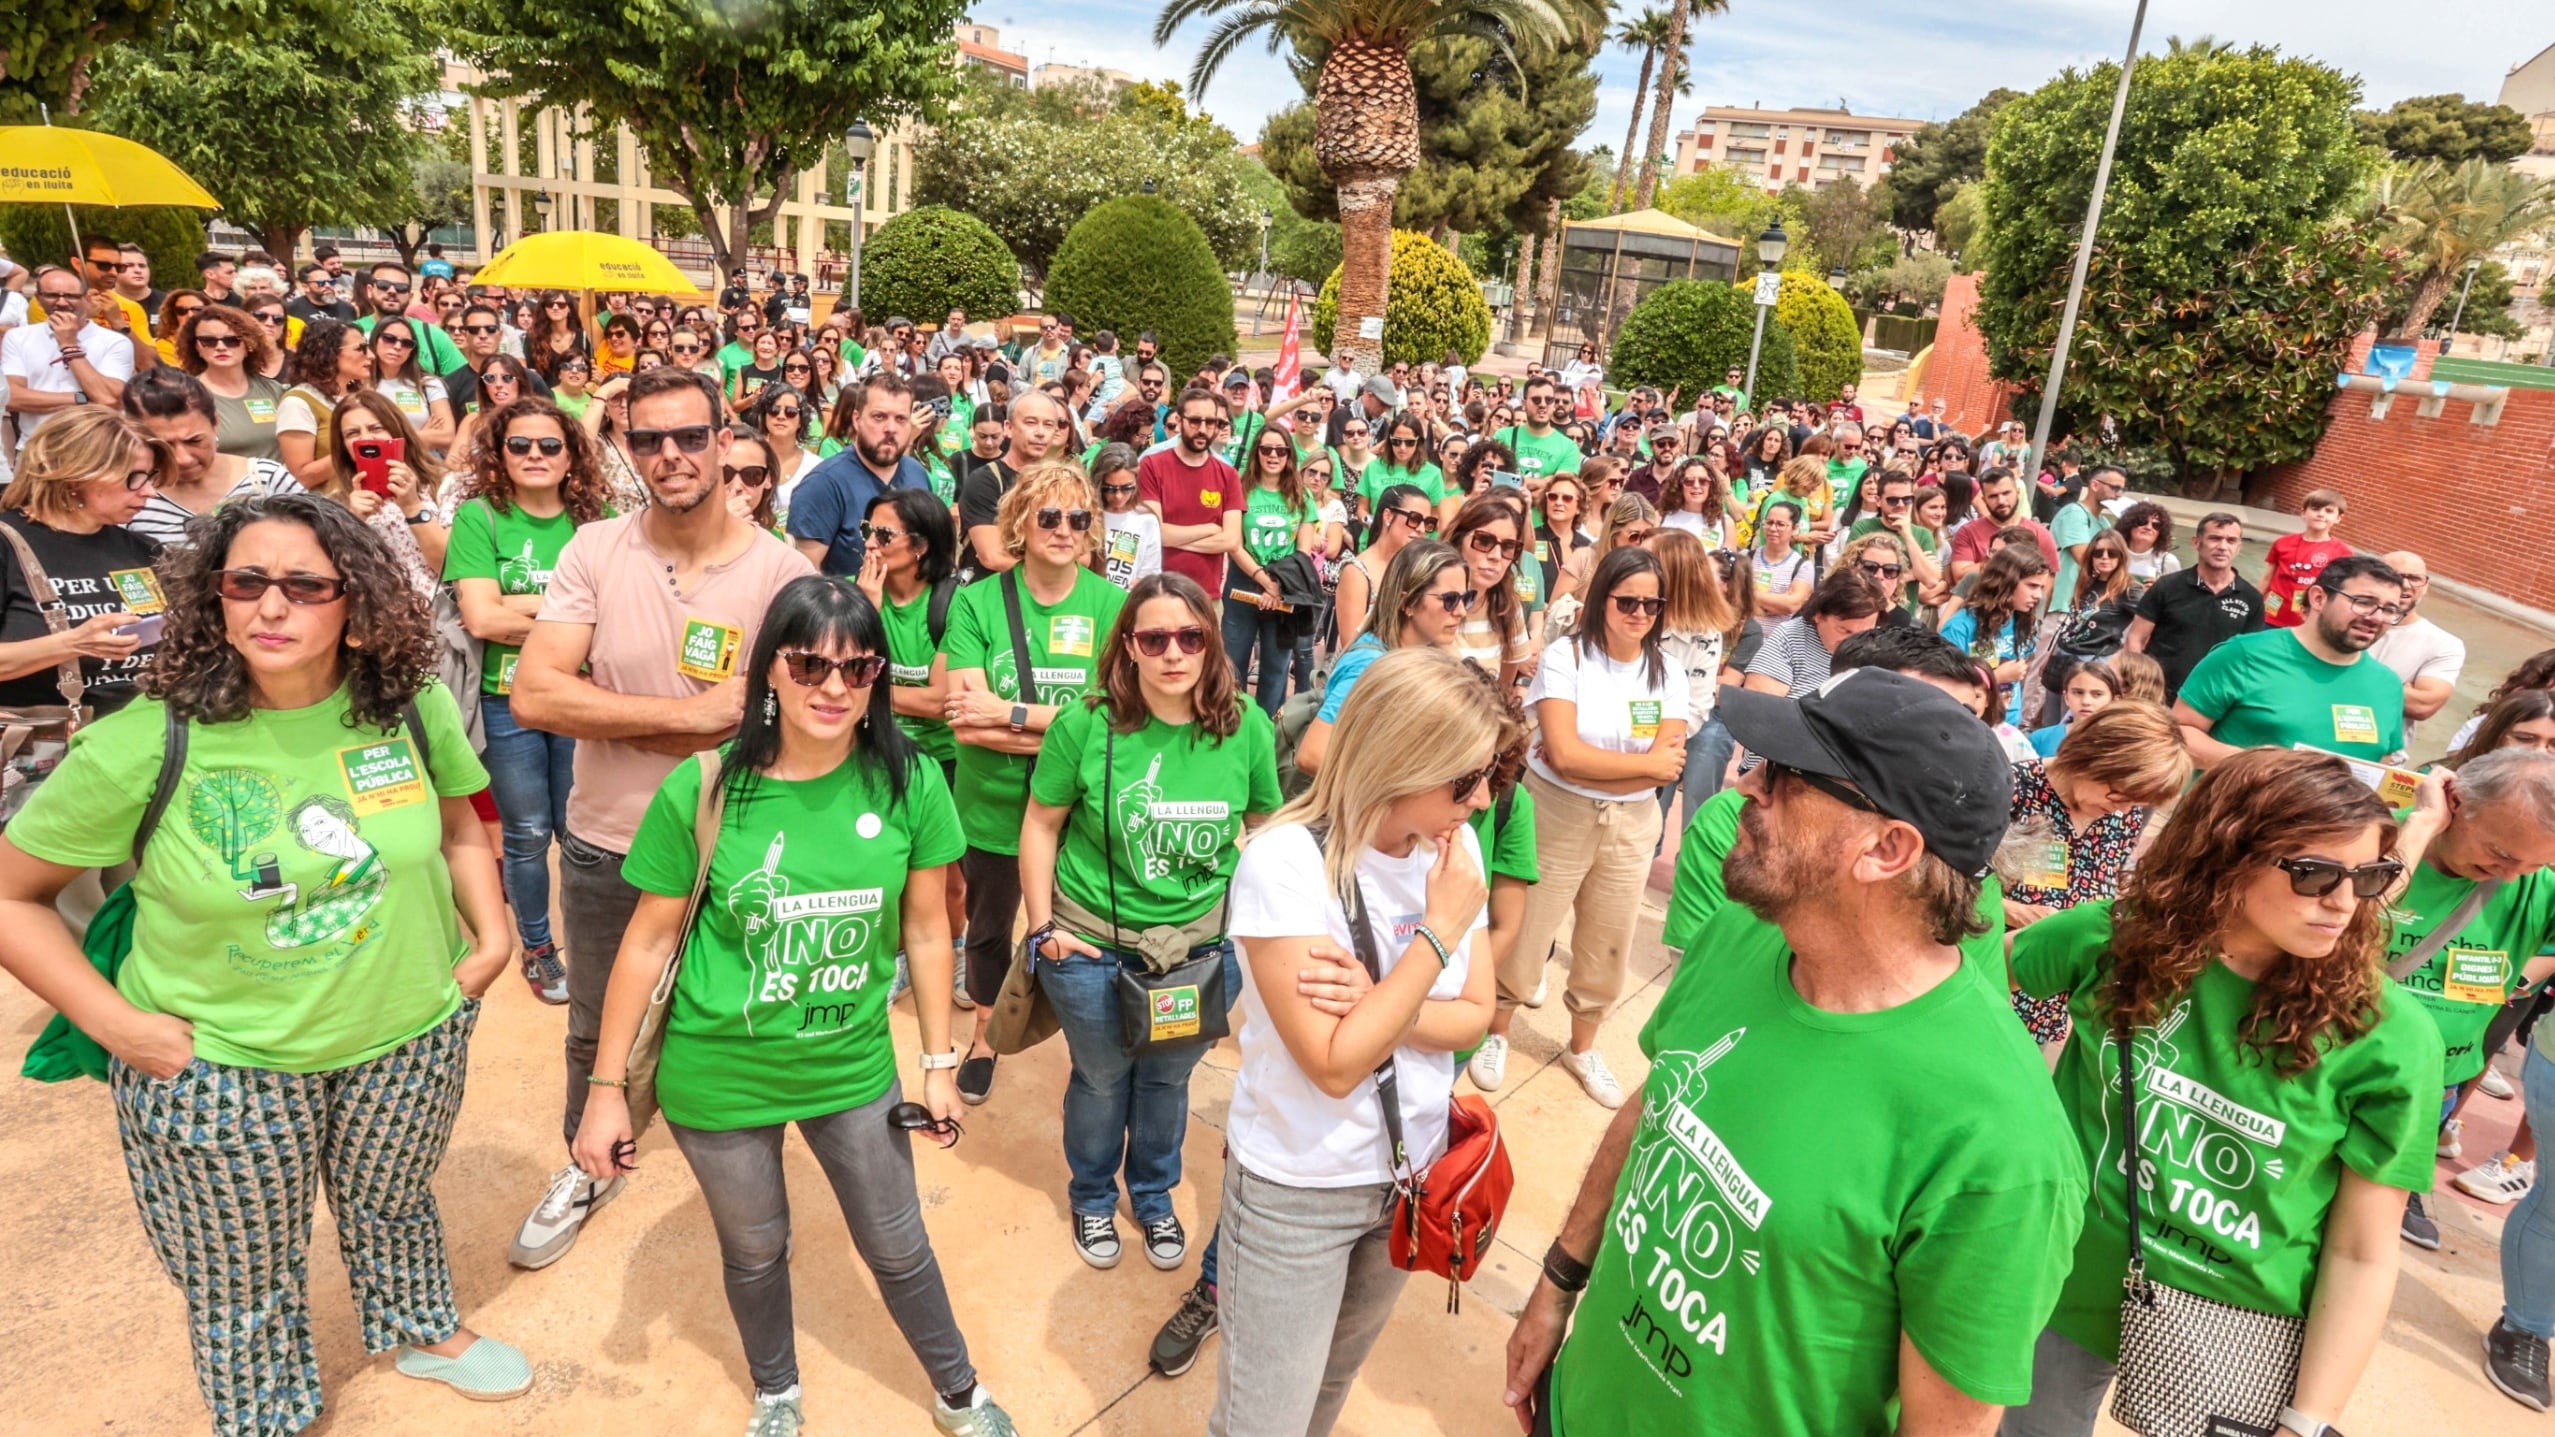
1717, 668, 2012, 877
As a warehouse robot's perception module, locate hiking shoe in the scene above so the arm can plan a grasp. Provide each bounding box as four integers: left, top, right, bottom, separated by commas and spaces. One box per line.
393, 1335, 532, 1402
957, 1054, 996, 1106
2454, 1152, 2538, 1205
2488, 1317, 2554, 1411
2441, 1117, 2465, 1160
1073, 1210, 1122, 1269
2401, 1192, 2442, 1251
2482, 1063, 2518, 1100
1149, 1277, 1219, 1377
509, 1164, 623, 1270
746, 1390, 805, 1437
519, 941, 568, 1006
1467, 1034, 1508, 1091
1143, 1214, 1186, 1270
933, 1385, 1019, 1437
1560, 1048, 1624, 1109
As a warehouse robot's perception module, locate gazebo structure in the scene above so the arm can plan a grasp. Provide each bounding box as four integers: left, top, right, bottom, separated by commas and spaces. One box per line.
1539, 208, 1740, 367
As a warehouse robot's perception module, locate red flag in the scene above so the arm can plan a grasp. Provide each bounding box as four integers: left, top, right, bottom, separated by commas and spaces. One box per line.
1272, 291, 1303, 402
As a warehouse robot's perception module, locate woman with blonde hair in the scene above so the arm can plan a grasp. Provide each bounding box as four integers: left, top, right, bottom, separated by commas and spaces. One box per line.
1755, 453, 1833, 554
0, 409, 166, 731
941, 458, 1128, 1104
1549, 491, 1658, 616
1213, 646, 1501, 1435
1649, 528, 1739, 829
176, 302, 288, 463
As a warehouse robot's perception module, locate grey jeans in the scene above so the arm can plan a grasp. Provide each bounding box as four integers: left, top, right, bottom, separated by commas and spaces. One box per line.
558, 827, 644, 1147
1209, 1155, 1409, 1437
667, 1082, 976, 1399
1996, 1327, 2116, 1437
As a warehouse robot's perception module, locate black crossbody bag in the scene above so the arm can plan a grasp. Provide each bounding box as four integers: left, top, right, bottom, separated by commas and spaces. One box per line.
1103, 724, 1232, 1056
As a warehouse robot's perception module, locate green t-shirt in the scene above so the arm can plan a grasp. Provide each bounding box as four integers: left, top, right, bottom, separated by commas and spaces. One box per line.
717, 340, 754, 386
942, 569, 1128, 854
1845, 515, 1937, 553
2384, 859, 2555, 1084
1827, 457, 1869, 508
2011, 901, 2444, 1360
440, 497, 580, 695
1360, 461, 1446, 510
879, 584, 957, 767
1467, 783, 1540, 884
2177, 629, 2407, 762
1498, 424, 1584, 480
1028, 700, 1280, 934
9, 683, 487, 1073
623, 751, 965, 1130
1237, 484, 1317, 569
1552, 905, 2084, 1432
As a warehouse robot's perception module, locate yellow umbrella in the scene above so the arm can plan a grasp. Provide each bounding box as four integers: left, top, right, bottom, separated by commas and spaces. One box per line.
0, 126, 221, 208
472, 230, 703, 297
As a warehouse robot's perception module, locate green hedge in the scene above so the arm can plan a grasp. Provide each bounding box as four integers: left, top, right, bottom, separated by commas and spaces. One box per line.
1044, 196, 1235, 380
1608, 280, 1800, 405
1310, 230, 1492, 366
1774, 272, 1864, 403
0, 205, 209, 299
850, 206, 1021, 324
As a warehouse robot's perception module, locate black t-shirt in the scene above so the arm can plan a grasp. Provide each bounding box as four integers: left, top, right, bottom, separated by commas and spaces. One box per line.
954, 455, 1019, 581
0, 513, 165, 714
2133, 568, 2267, 699
1534, 522, 1591, 596
286, 295, 358, 325
443, 361, 553, 414
735, 363, 783, 399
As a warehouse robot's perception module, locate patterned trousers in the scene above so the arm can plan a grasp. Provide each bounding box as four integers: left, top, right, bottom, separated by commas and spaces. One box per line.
109, 1000, 479, 1437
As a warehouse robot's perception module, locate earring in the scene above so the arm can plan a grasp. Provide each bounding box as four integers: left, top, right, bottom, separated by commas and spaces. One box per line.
762, 690, 777, 720
346, 635, 361, 649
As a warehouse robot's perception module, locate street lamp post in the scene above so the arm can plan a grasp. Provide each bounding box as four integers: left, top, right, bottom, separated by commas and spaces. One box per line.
2446, 257, 2484, 349
1743, 223, 1788, 404
531, 190, 554, 235
843, 121, 875, 313
1254, 206, 1273, 336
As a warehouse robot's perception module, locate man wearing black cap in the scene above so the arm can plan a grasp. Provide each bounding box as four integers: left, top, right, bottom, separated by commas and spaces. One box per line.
1508, 667, 2086, 1437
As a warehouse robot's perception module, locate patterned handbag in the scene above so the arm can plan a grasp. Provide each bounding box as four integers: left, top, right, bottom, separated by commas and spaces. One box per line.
621, 747, 726, 1138
2108, 1029, 2313, 1437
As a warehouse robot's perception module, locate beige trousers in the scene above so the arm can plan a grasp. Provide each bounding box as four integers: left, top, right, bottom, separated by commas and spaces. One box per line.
1502, 768, 1661, 1021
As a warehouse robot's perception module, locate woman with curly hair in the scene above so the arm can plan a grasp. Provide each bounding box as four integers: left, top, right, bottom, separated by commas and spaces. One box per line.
2447, 647, 2555, 757
444, 397, 609, 1005
275, 317, 373, 492
177, 302, 288, 463
0, 492, 528, 1430
2001, 748, 2447, 1437
2113, 501, 2179, 583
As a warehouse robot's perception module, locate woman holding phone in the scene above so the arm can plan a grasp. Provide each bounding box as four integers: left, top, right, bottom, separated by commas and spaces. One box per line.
0, 410, 166, 728
324, 389, 444, 595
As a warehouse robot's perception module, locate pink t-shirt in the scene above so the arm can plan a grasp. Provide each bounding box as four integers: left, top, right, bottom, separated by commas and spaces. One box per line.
537, 513, 816, 851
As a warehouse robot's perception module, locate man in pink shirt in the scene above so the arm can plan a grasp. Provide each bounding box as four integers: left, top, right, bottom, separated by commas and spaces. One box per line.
1137, 386, 1240, 595
1947, 466, 2059, 581
503, 365, 816, 1270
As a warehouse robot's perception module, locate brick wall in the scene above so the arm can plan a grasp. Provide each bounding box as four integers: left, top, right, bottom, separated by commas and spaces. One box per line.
1914, 273, 2015, 437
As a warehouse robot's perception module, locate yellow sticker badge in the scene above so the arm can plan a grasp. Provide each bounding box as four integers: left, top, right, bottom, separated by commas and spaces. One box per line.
1628, 699, 1662, 740
2443, 947, 2512, 1006
106, 567, 166, 615
2331, 704, 2380, 746
338, 737, 428, 815
1048, 614, 1096, 659
678, 617, 743, 682
2021, 837, 2072, 893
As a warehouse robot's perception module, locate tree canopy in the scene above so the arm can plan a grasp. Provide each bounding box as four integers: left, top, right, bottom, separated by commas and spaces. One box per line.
1881, 88, 2021, 233
2356, 93, 2536, 165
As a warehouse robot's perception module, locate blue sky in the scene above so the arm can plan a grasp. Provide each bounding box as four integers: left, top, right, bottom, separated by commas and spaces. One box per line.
984, 1, 2551, 161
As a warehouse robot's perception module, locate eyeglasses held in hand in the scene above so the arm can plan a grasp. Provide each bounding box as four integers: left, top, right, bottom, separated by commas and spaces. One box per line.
2276, 855, 2404, 900
778, 651, 886, 687
888, 1102, 963, 1143
214, 569, 347, 604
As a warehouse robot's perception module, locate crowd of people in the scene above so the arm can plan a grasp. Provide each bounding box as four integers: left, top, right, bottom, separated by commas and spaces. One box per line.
3, 248, 2554, 1437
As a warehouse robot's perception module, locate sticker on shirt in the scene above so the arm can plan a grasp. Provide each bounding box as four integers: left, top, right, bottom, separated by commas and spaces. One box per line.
1607, 1029, 1762, 1373
1199, 490, 1223, 507
2019, 836, 2071, 893
1629, 699, 1662, 740
2441, 947, 2512, 1006
495, 652, 520, 695
889, 660, 931, 687
186, 768, 390, 970
244, 395, 277, 425
728, 831, 887, 1037
1047, 614, 1096, 659
337, 737, 429, 815
1113, 751, 1235, 889
678, 617, 744, 681
2330, 705, 2380, 746
106, 567, 166, 615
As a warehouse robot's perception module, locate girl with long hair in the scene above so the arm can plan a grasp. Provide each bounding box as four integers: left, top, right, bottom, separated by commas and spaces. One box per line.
446, 396, 610, 1005
1295, 539, 1472, 778
1446, 490, 1537, 687
722, 430, 781, 532
1659, 456, 1725, 546
2004, 749, 2445, 1437
364, 316, 457, 453
1649, 528, 1740, 829
1533, 473, 1591, 596
1373, 411, 1445, 514
1747, 499, 1814, 616
1333, 481, 1433, 651
324, 388, 445, 593
176, 303, 288, 463
2448, 648, 2555, 757
2451, 688, 2555, 767
1940, 546, 2053, 726
1741, 422, 1790, 492
526, 291, 589, 383
741, 382, 820, 524
572, 575, 1014, 1437
1222, 423, 1320, 712
1549, 492, 1658, 615
152, 287, 208, 365
2068, 527, 2136, 613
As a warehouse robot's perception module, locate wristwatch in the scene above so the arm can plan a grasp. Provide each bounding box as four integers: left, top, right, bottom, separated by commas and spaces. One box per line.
405, 500, 441, 526
918, 1049, 961, 1071
1008, 702, 1028, 733
2277, 1409, 2337, 1437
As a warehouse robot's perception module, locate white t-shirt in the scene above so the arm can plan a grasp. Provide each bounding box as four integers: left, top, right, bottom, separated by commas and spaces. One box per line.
2, 321, 137, 453
1663, 509, 1723, 547
2124, 546, 2181, 583
1227, 821, 1487, 1188
1525, 636, 1691, 801
373, 374, 448, 427
2371, 613, 2467, 737
773, 448, 824, 530
1100, 507, 1162, 590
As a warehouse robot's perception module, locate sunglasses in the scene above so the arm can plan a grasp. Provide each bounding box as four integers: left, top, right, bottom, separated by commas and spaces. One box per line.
1036, 507, 1094, 532
546, 300, 571, 310
504, 435, 567, 457
1857, 561, 1904, 580
1255, 443, 1293, 458
779, 650, 886, 687
672, 343, 703, 355
1131, 626, 1208, 656
2275, 856, 2404, 900
1388, 508, 1436, 531
253, 310, 286, 324
1465, 531, 1522, 561
887, 1102, 963, 1142
1764, 759, 1878, 814
858, 522, 906, 544
629, 425, 716, 455
783, 363, 812, 374
1448, 759, 1497, 802
1423, 586, 1479, 613
213, 569, 346, 604
1390, 437, 1419, 447
766, 406, 801, 421
371, 279, 410, 293
457, 322, 500, 336
195, 333, 244, 350
1342, 426, 1369, 438
1610, 593, 1665, 617
375, 334, 416, 350
1100, 482, 1138, 498
1617, 527, 1657, 545
724, 464, 772, 486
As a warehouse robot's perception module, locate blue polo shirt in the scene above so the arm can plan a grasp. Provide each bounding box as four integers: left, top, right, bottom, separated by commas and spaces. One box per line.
784, 450, 934, 575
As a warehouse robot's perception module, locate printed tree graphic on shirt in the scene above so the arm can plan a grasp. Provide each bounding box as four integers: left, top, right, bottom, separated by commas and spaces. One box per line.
187, 768, 286, 895
497, 538, 541, 594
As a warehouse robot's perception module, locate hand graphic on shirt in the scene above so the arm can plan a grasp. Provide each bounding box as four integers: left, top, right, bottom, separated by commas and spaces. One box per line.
729, 834, 790, 937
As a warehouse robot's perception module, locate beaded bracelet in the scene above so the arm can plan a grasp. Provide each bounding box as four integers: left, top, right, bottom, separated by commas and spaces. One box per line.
1411, 923, 1452, 969
587, 1074, 629, 1089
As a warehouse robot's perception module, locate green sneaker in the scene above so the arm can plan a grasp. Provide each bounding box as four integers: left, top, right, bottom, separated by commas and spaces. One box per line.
393, 1335, 532, 1402
934, 1385, 1020, 1436
746, 1391, 805, 1437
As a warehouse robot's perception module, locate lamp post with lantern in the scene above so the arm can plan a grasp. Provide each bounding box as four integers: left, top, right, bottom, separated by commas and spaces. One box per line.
1743, 222, 1788, 403
843, 120, 875, 312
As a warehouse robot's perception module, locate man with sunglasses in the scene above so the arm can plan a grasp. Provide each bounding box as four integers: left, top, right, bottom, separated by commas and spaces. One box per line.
1514, 666, 2083, 1437
504, 365, 817, 1271
1137, 388, 1242, 598
4, 265, 137, 457
788, 371, 934, 577
1498, 375, 1584, 482
2175, 553, 2409, 772
956, 390, 1072, 578
356, 263, 466, 377
287, 263, 356, 325
716, 308, 764, 391
442, 304, 552, 414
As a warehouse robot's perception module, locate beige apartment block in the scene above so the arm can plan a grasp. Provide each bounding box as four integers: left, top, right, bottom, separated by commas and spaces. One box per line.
1671, 103, 1928, 192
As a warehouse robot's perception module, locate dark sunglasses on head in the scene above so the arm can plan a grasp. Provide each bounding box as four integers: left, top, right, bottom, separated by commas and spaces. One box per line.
2275, 855, 2404, 900
504, 435, 566, 457
779, 650, 885, 687
1610, 593, 1665, 617
1036, 507, 1094, 532
213, 569, 346, 604
628, 425, 715, 454
1465, 530, 1521, 561
1131, 626, 1208, 657
724, 464, 772, 486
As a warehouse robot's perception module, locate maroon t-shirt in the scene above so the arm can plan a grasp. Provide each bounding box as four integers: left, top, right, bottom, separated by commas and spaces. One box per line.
1949, 514, 2060, 572
1138, 447, 1242, 595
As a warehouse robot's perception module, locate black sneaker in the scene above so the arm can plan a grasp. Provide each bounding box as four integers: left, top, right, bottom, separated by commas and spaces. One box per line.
957, 1054, 995, 1106
1073, 1210, 1122, 1269
2402, 1192, 2442, 1251
1143, 1214, 1186, 1270
1148, 1278, 1218, 1377
2488, 1317, 2554, 1411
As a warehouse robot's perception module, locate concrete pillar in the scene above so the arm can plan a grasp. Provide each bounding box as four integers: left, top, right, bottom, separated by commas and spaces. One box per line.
499, 100, 523, 244
468, 97, 492, 261
534, 107, 559, 233
794, 167, 822, 278
617, 127, 642, 240
572, 108, 597, 233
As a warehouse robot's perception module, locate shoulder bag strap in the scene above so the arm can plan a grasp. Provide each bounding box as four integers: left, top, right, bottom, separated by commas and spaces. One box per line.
133, 705, 189, 868
2116, 1023, 2147, 1288
678, 749, 728, 930
1319, 821, 1411, 1183
1000, 569, 1040, 710
0, 521, 86, 711
2387, 878, 2504, 980
927, 575, 957, 648
1103, 723, 1122, 945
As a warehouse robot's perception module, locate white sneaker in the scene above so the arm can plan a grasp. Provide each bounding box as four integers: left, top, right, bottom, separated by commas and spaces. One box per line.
1526, 973, 1550, 1008
509, 1163, 624, 1270
2441, 1117, 2465, 1161
1560, 1048, 1624, 1109
2482, 1064, 2518, 1100
1468, 1035, 1508, 1091
2454, 1152, 2539, 1205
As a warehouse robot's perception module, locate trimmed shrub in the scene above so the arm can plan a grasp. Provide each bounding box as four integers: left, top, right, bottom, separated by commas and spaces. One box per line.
1310, 230, 1493, 367
1045, 196, 1236, 381
1774, 271, 1864, 403
1609, 280, 1800, 405
850, 206, 1021, 325
0, 205, 208, 298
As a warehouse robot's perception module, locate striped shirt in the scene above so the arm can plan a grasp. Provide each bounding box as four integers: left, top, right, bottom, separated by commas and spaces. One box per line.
127, 459, 303, 548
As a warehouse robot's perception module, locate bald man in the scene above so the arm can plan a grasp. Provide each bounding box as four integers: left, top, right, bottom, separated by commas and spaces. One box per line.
2370, 550, 2467, 733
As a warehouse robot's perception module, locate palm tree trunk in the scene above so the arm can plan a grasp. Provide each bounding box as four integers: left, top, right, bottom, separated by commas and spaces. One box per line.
1536, 199, 1565, 345
1513, 220, 1538, 342
1634, 0, 1691, 209
1609, 51, 1655, 213
2389, 263, 2460, 341
1336, 176, 1397, 372
1312, 39, 1422, 377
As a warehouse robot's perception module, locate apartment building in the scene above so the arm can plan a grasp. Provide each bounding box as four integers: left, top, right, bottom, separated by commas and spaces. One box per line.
1671, 104, 1927, 192
956, 23, 1030, 86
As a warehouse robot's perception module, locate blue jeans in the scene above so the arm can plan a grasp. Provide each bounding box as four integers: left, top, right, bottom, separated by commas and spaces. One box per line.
2502, 1044, 2555, 1338
479, 692, 574, 949
1221, 600, 1291, 714
1037, 940, 1238, 1223
1658, 711, 1736, 846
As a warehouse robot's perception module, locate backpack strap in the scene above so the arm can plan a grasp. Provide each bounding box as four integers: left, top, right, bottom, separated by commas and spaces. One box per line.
133, 705, 189, 868
926, 575, 958, 648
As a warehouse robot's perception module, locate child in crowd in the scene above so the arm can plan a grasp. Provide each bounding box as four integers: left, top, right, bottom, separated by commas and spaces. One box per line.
2261, 487, 2351, 628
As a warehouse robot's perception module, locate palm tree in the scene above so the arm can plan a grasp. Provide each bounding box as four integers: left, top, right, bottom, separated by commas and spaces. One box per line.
2367, 159, 2555, 339
1158, 0, 1603, 373
1632, 0, 1726, 209
1608, 9, 1672, 212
